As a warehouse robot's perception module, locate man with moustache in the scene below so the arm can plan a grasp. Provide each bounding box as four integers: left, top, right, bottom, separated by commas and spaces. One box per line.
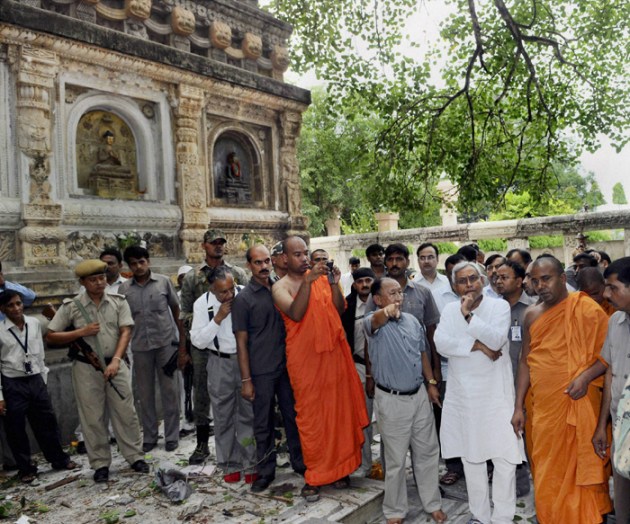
341, 267, 376, 477
592, 257, 630, 523
190, 267, 256, 483
180, 229, 247, 465
99, 248, 127, 293
511, 256, 611, 523
483, 254, 506, 299
232, 245, 304, 492
273, 236, 367, 501
119, 245, 184, 452
436, 261, 525, 524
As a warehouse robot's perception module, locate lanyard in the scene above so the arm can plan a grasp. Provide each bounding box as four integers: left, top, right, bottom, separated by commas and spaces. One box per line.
8, 323, 29, 355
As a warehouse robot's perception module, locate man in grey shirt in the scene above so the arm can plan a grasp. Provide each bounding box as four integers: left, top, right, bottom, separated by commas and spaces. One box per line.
119, 245, 185, 453
364, 277, 445, 524
593, 256, 630, 524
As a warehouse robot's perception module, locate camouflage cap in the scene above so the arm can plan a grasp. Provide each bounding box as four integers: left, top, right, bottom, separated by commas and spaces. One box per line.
270, 241, 284, 256
203, 229, 227, 243
75, 259, 107, 278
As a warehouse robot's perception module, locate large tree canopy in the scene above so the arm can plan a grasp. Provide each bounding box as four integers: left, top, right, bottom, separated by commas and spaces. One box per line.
266, 0, 629, 215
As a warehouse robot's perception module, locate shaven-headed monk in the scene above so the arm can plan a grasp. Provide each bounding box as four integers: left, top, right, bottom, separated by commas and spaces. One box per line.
272, 236, 368, 502
511, 256, 611, 523
577, 267, 616, 317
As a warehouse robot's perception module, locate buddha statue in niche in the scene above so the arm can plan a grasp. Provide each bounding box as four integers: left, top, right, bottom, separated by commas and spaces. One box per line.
89, 130, 135, 198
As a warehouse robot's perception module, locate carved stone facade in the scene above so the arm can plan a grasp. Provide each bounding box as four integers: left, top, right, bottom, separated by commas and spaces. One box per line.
0, 0, 309, 285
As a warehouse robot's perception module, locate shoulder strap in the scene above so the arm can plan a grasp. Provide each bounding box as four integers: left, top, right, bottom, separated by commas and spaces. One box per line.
73, 299, 106, 366
205, 293, 220, 350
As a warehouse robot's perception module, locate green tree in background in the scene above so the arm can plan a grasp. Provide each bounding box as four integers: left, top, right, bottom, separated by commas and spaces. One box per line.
612, 182, 628, 205
267, 0, 629, 215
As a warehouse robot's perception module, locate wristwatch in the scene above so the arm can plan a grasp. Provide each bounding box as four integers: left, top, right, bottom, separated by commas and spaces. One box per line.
464, 312, 473, 321
428, 379, 438, 386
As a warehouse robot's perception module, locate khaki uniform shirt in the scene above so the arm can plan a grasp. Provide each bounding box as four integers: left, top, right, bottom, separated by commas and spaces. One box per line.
48, 292, 134, 358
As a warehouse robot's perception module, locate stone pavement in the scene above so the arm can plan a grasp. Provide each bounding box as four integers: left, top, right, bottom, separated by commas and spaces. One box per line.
0, 426, 546, 524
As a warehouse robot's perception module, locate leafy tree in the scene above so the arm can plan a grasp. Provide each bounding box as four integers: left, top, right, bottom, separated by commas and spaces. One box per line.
612, 182, 628, 205
267, 0, 630, 213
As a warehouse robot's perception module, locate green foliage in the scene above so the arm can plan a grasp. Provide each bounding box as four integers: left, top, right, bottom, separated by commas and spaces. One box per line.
587, 231, 613, 242
478, 238, 508, 253
434, 242, 459, 255
612, 182, 628, 205
529, 235, 563, 249
100, 510, 120, 524
267, 0, 629, 213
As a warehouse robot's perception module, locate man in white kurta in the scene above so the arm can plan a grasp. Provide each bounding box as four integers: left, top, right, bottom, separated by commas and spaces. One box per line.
435, 262, 525, 524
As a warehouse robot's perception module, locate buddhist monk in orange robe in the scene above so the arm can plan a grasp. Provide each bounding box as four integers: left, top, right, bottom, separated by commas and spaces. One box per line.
578, 266, 617, 317
512, 257, 611, 524
273, 236, 368, 500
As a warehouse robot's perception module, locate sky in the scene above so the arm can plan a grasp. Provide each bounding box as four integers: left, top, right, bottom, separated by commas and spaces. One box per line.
282, 2, 629, 204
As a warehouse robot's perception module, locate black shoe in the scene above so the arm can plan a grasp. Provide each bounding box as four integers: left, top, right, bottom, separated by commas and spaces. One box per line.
2, 463, 18, 472
207, 425, 215, 437
131, 460, 150, 473
188, 443, 210, 465
142, 442, 157, 453
165, 441, 178, 452
251, 476, 274, 493
93, 467, 109, 483
179, 428, 195, 437
77, 441, 87, 454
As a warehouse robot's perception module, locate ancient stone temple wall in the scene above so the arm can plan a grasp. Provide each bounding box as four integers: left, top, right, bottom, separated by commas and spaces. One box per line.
0, 0, 309, 300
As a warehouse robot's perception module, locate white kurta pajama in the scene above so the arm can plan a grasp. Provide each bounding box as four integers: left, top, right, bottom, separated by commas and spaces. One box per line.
435, 296, 525, 524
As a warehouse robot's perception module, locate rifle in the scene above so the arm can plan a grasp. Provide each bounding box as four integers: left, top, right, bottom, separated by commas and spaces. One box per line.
69, 337, 125, 400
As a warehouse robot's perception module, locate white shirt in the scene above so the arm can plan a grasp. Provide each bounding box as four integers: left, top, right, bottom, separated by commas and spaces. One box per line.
415, 272, 453, 313
106, 275, 127, 294
0, 316, 47, 400
435, 296, 525, 464
190, 289, 239, 354
483, 285, 502, 299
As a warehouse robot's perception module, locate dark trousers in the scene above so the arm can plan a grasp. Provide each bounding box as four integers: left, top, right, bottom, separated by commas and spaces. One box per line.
252, 370, 305, 478
2, 374, 69, 474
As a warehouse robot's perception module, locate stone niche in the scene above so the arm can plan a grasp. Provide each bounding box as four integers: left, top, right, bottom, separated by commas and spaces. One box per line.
212, 130, 261, 205
76, 110, 139, 199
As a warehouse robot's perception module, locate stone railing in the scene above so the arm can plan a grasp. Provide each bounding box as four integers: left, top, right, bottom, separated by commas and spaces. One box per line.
311, 209, 630, 271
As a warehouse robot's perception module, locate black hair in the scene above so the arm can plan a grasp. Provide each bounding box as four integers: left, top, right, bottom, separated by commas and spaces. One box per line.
123, 245, 150, 264
100, 247, 123, 264
365, 244, 385, 257
416, 242, 439, 257
457, 245, 478, 262
500, 260, 525, 280
349, 256, 360, 265
573, 253, 598, 266
598, 251, 612, 264
484, 254, 506, 268
207, 266, 233, 285
384, 243, 409, 259
604, 256, 630, 286
370, 278, 384, 297
506, 248, 532, 265
0, 289, 23, 307
444, 253, 466, 268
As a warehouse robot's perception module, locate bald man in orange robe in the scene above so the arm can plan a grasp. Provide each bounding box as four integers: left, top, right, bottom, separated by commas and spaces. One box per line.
512, 257, 611, 523
273, 237, 368, 502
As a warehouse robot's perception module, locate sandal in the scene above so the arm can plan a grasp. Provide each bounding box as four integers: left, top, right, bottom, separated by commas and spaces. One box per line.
332, 475, 350, 490
439, 471, 461, 486
300, 483, 320, 502
53, 460, 80, 471
19, 471, 37, 484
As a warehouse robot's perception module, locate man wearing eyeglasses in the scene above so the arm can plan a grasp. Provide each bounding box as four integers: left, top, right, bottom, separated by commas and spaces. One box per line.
435, 261, 525, 524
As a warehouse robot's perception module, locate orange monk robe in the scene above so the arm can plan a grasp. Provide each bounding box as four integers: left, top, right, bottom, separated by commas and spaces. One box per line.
528, 293, 611, 524
279, 275, 368, 486
599, 298, 616, 317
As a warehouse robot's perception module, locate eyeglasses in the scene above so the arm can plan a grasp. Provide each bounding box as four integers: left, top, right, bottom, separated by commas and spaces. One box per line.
455, 274, 481, 286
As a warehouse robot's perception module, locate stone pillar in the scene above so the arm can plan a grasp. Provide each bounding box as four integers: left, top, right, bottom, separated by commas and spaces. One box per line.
562, 234, 577, 267
14, 45, 67, 267
437, 179, 458, 227
507, 238, 529, 251
325, 217, 341, 236
280, 111, 308, 236
174, 84, 208, 263
375, 212, 399, 233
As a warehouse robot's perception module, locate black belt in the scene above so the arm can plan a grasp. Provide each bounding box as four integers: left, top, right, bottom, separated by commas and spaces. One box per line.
353, 354, 366, 365
376, 383, 420, 396
209, 349, 236, 359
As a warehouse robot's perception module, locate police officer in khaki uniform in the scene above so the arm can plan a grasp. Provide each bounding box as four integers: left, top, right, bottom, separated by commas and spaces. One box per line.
46, 260, 149, 482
